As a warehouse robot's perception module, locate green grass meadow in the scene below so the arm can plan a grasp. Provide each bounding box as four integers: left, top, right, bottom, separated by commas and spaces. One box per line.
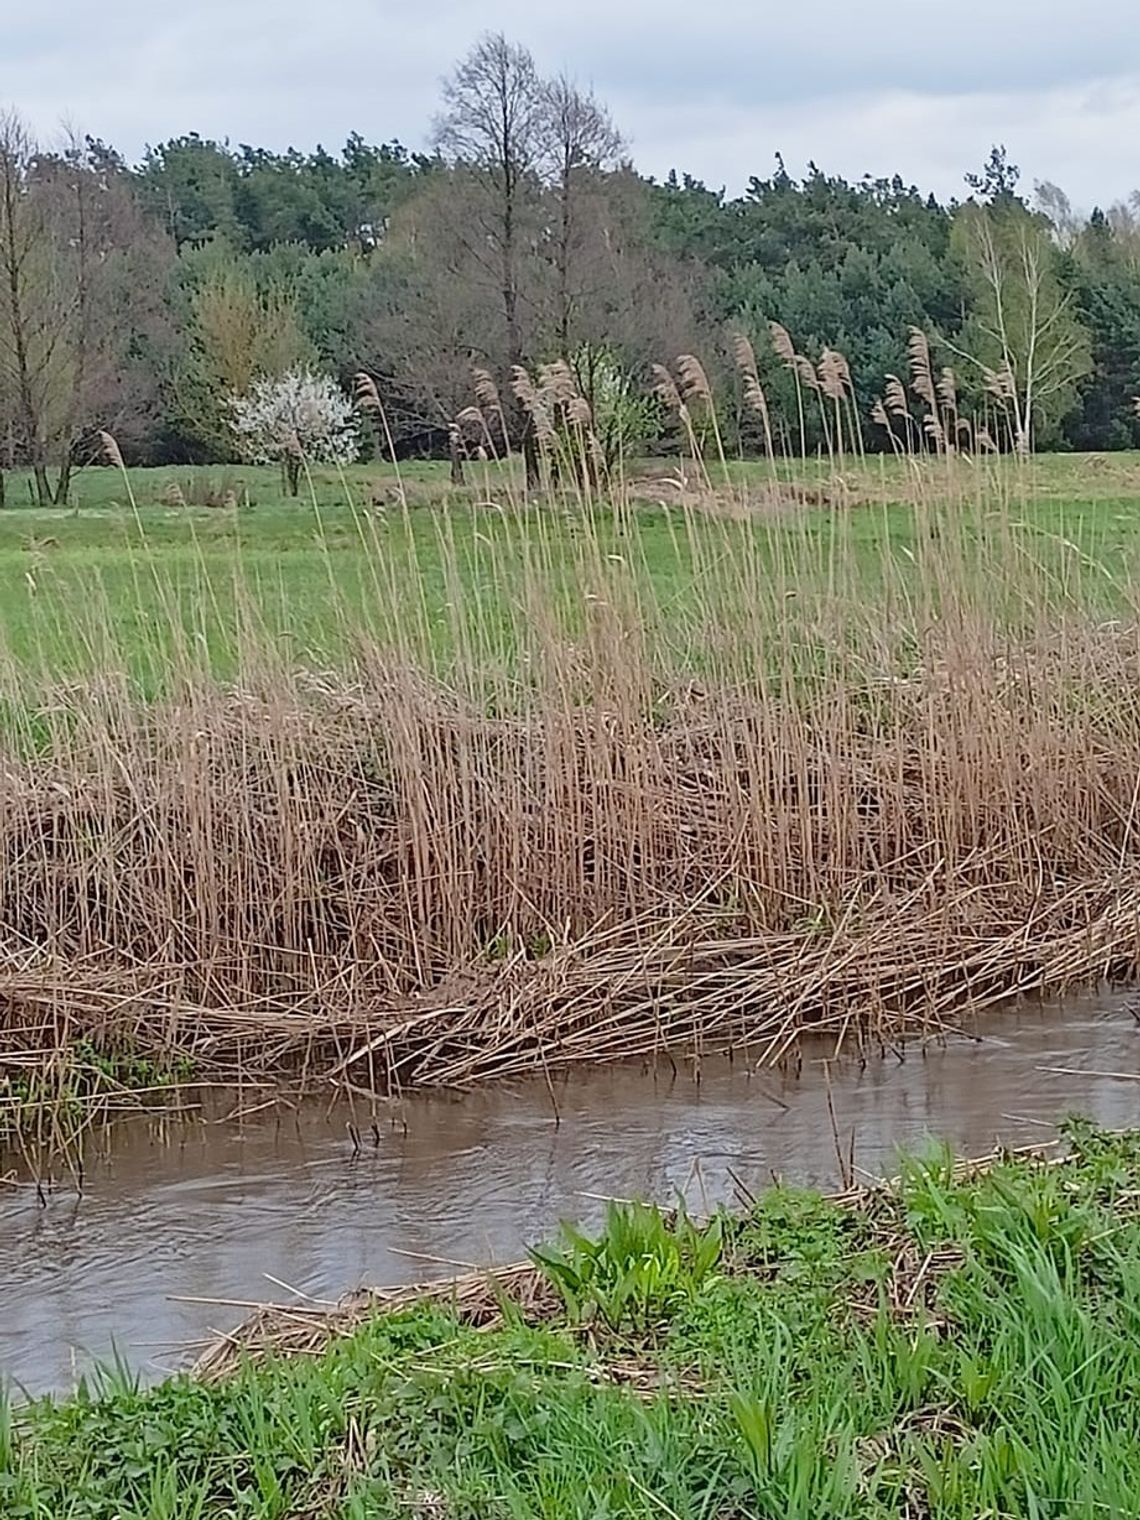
1, 453, 1140, 688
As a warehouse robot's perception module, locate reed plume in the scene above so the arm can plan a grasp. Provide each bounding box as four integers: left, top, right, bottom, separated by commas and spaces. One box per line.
986, 366, 1016, 403
98, 430, 125, 471
764, 321, 807, 455
732, 330, 760, 380
98, 428, 138, 513
793, 354, 820, 391
818, 348, 848, 402
651, 363, 683, 414
768, 321, 796, 366
676, 354, 714, 409
511, 365, 555, 446
884, 376, 909, 419
472, 368, 503, 414
907, 327, 936, 409
564, 395, 592, 428
732, 331, 774, 457
353, 372, 382, 413
537, 360, 577, 406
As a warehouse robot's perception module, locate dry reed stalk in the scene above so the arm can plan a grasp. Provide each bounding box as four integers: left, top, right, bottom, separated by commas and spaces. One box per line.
871, 398, 903, 458
4, 634, 1140, 1095
676, 354, 714, 409
818, 347, 855, 459
884, 376, 909, 418
676, 353, 729, 480
97, 430, 125, 472
818, 349, 847, 402
767, 321, 808, 458
651, 363, 710, 486
537, 359, 577, 406
98, 430, 137, 514
937, 367, 958, 414
987, 367, 1017, 403
472, 368, 503, 416
650, 363, 684, 417
793, 354, 820, 392
353, 373, 407, 505
768, 322, 795, 366
510, 365, 556, 448
192, 1262, 557, 1380
907, 328, 937, 409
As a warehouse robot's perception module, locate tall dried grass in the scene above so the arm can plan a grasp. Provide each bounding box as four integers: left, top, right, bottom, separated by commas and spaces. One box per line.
1, 361, 1139, 1107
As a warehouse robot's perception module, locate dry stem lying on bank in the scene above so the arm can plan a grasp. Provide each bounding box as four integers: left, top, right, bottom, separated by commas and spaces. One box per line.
192, 1263, 558, 1380
191, 1137, 1064, 1380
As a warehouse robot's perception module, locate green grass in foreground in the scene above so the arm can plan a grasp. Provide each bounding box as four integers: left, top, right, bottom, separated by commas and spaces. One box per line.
6, 1119, 1140, 1517
2, 454, 1140, 685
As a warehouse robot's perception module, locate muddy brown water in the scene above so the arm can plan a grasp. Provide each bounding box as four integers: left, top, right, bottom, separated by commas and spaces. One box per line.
3, 992, 1140, 1397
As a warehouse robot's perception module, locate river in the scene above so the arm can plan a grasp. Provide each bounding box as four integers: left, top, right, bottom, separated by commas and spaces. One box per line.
3, 991, 1138, 1396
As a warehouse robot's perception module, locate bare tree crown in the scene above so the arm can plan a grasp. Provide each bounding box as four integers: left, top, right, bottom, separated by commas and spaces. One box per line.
433, 33, 544, 184
541, 76, 623, 178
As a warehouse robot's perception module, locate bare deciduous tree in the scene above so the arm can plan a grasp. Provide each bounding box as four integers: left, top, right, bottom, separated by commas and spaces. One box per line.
433, 33, 546, 487
540, 76, 623, 360
364, 172, 530, 453
0, 110, 53, 504
0, 111, 174, 502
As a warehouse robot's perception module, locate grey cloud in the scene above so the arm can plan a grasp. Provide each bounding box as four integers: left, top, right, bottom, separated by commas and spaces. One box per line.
3, 0, 1140, 203
541, 1, 1140, 108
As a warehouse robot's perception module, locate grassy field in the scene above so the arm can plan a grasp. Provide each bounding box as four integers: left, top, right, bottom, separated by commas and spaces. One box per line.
6, 1123, 1140, 1517
0, 453, 1139, 683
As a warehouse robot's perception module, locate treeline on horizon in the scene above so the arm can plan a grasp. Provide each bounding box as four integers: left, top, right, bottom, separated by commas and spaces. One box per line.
2, 31, 1140, 503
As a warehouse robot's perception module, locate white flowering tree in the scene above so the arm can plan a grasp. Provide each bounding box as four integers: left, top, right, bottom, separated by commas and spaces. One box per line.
230, 368, 359, 495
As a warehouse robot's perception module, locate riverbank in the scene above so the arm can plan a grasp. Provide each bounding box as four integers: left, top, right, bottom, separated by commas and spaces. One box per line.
6, 1122, 1140, 1517
4, 636, 1140, 1142
7, 1000, 1138, 1396
5, 456, 1140, 1138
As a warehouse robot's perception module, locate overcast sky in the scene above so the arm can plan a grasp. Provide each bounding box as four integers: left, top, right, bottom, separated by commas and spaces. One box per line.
6, 2, 1140, 207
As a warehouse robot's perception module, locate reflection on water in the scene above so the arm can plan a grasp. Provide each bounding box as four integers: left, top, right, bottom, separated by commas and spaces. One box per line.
2, 992, 1139, 1395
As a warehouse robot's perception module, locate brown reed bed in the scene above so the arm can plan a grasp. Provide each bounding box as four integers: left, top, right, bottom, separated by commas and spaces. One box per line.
3, 338, 1140, 1122
2, 617, 1139, 1107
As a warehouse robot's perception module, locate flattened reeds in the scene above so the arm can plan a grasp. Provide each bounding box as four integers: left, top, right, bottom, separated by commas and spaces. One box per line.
192, 1262, 558, 1380
2, 629, 1140, 1094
